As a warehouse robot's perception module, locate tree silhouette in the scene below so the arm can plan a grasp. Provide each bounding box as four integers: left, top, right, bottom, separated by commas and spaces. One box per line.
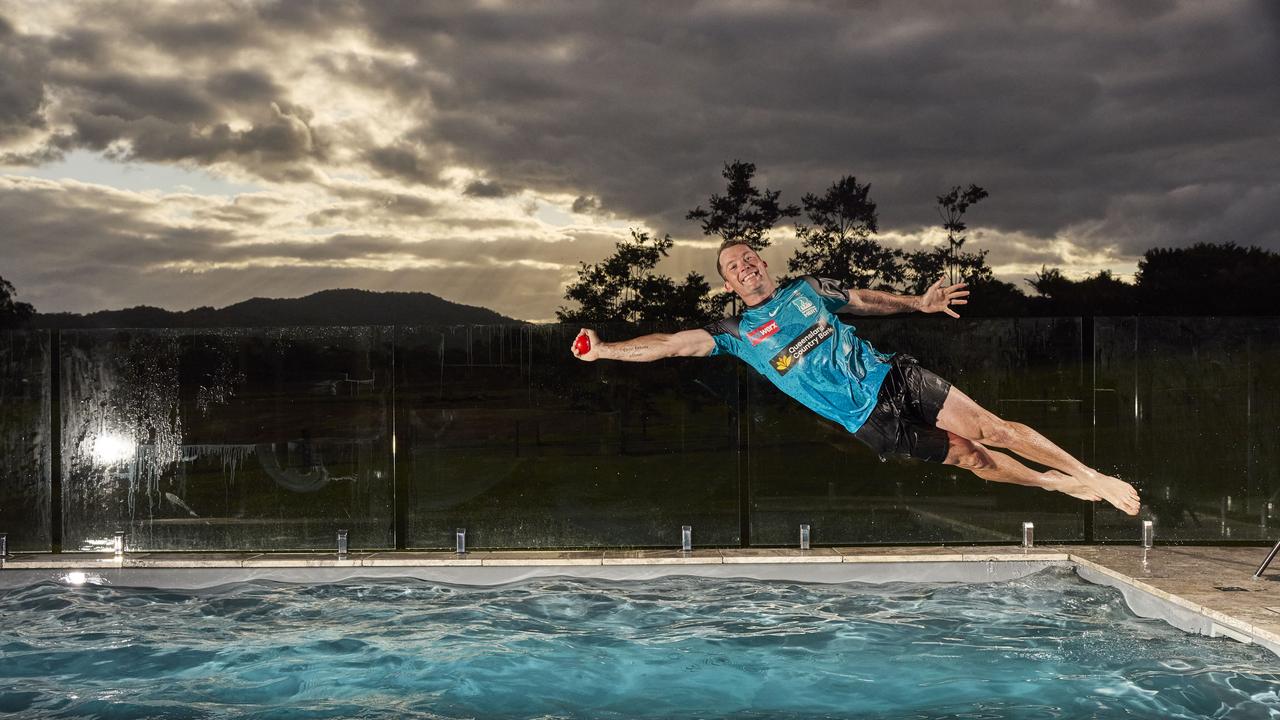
0, 275, 35, 329
556, 230, 715, 325
936, 184, 989, 285
900, 245, 993, 295
687, 160, 800, 251
787, 176, 903, 290
688, 160, 800, 314
1027, 267, 1137, 316
1136, 242, 1280, 316
900, 245, 1027, 316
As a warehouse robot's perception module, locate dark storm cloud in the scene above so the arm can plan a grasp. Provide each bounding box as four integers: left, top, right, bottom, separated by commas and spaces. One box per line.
571, 196, 600, 214
255, 0, 363, 34
135, 17, 263, 55
4, 0, 1280, 319
47, 28, 113, 65
206, 70, 284, 105
1, 4, 328, 180
351, 0, 1280, 254
0, 14, 49, 142
8, 0, 1273, 250
70, 73, 217, 123
463, 179, 514, 198
363, 143, 442, 186
61, 100, 324, 181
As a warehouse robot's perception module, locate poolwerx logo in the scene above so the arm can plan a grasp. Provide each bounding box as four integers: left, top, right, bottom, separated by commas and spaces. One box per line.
770, 322, 834, 375
747, 320, 780, 346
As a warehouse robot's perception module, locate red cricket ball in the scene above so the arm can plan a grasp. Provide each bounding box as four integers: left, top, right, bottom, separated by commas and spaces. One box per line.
573, 333, 591, 355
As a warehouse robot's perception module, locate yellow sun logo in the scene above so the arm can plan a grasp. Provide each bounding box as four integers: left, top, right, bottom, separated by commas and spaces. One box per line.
773, 355, 793, 371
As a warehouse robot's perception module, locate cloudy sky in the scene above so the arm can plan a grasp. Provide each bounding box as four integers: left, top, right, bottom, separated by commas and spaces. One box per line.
1, 0, 1277, 321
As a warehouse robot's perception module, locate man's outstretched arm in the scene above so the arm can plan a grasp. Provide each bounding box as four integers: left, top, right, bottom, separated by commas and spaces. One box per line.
844, 278, 969, 318
571, 328, 716, 362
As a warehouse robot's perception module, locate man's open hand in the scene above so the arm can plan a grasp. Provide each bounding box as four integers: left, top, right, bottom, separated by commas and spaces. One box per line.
920, 278, 969, 318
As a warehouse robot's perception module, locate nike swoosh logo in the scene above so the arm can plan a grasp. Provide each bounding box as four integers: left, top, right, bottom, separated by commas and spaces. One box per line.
768, 290, 802, 316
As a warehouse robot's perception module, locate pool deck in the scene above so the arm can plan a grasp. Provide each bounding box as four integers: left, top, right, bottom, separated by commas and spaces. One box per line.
3, 545, 1277, 655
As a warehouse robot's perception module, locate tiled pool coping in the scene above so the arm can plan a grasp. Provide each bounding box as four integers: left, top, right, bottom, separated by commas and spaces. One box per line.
3, 545, 1277, 657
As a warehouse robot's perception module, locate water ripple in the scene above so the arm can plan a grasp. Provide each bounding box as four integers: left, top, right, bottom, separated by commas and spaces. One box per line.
0, 568, 1276, 719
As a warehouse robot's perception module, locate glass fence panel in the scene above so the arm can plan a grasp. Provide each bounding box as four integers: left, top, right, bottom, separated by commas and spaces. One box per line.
748, 317, 1089, 545
0, 330, 52, 551
59, 328, 393, 551
1094, 318, 1280, 542
397, 324, 740, 549
5, 318, 1273, 552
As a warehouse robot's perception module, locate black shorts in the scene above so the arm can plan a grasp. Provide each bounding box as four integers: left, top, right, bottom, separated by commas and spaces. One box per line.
853, 354, 953, 463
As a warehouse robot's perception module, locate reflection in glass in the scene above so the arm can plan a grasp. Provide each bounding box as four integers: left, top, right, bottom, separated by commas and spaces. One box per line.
398, 324, 740, 549
1094, 318, 1280, 541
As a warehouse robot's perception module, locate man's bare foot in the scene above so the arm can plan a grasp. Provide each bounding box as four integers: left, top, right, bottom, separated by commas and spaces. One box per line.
1043, 470, 1101, 502
1079, 470, 1141, 515
1043, 469, 1140, 514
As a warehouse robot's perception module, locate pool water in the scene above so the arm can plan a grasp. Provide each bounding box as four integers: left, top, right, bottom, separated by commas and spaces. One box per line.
1, 567, 1277, 719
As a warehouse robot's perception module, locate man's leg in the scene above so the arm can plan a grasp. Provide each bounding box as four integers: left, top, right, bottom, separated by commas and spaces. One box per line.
934, 385, 1140, 515
942, 433, 1102, 501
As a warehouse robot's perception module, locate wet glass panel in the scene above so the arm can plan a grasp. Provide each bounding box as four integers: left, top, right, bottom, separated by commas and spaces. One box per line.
1094, 318, 1278, 542
0, 330, 52, 551
398, 324, 740, 549
60, 328, 393, 551
748, 317, 1089, 545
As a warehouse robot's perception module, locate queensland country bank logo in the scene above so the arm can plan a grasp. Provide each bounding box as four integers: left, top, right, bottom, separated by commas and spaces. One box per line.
770, 321, 834, 375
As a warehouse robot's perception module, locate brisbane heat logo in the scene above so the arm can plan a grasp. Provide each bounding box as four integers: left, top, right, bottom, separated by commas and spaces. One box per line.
792, 295, 818, 318
770, 322, 834, 375
747, 320, 780, 346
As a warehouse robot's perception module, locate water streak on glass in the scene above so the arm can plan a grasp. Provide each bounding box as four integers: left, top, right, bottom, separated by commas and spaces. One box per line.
58, 328, 393, 551
0, 330, 51, 551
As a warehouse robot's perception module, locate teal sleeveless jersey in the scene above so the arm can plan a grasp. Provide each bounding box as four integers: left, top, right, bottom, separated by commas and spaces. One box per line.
704, 276, 894, 433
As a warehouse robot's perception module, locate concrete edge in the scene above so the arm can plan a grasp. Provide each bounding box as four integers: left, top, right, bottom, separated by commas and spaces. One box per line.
0, 550, 1079, 569
1068, 554, 1280, 658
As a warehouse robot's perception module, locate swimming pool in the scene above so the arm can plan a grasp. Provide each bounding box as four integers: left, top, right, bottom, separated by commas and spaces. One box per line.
2, 567, 1276, 719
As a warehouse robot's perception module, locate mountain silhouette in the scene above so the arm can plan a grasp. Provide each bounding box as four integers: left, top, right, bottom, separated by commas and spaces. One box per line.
35, 289, 520, 328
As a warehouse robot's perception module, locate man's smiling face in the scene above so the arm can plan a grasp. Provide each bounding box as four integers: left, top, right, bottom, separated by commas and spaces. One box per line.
718, 243, 774, 301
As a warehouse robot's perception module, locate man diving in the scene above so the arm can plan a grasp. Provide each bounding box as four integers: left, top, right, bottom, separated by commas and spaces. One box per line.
570, 240, 1141, 516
